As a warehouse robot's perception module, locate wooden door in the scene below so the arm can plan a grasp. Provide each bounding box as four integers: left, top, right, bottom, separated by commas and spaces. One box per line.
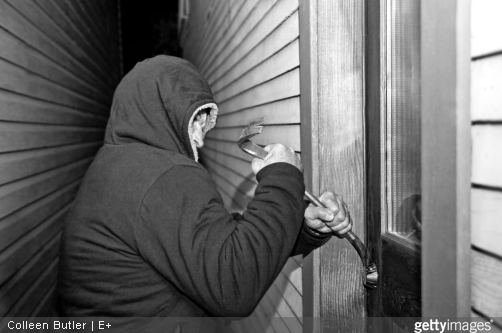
301, 0, 470, 331
365, 0, 471, 330
366, 0, 422, 325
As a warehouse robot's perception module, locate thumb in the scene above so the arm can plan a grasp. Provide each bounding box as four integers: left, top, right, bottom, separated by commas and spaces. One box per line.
263, 144, 274, 152
252, 158, 265, 175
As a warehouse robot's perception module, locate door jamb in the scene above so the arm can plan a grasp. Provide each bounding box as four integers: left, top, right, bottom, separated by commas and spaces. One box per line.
421, 0, 471, 317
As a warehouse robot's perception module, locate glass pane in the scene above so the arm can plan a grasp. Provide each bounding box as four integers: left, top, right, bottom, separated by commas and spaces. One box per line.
383, 0, 421, 242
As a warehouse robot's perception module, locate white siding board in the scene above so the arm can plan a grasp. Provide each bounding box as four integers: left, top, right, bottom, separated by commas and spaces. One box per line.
259, 294, 290, 332
0, 205, 68, 286
0, 0, 119, 316
204, 139, 254, 163
0, 142, 100, 185
217, 97, 300, 128
0, 123, 103, 153
8, 0, 112, 89
471, 125, 502, 187
281, 256, 302, 294
202, 0, 277, 77
471, 188, 502, 256
0, 235, 59, 316
6, 258, 58, 316
228, 0, 246, 21
253, 304, 278, 333
195, 1, 229, 67
188, 0, 227, 68
211, 11, 299, 94
50, 1, 113, 80
209, 173, 252, 210
471, 250, 502, 322
214, 39, 299, 102
203, 143, 255, 180
203, 157, 256, 198
198, 0, 256, 74
0, 158, 92, 220
0, 181, 79, 253
273, 272, 302, 320
183, 0, 302, 325
471, 0, 502, 58
206, 0, 299, 84
30, 283, 56, 317
206, 124, 301, 152
266, 284, 302, 333
470, 1, 502, 322
0, 1, 110, 93
69, 2, 114, 65
0, 59, 108, 115
0, 25, 109, 106
34, 0, 115, 91
0, 90, 107, 127
214, 182, 246, 213
472, 54, 502, 121
217, 68, 300, 114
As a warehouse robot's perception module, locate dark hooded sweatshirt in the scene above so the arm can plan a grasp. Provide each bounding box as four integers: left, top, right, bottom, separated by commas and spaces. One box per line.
57, 55, 331, 317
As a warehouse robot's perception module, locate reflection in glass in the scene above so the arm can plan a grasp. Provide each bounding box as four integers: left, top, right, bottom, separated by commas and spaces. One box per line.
383, 0, 421, 241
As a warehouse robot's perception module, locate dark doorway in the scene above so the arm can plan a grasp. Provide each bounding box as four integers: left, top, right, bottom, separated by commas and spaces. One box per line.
120, 1, 182, 75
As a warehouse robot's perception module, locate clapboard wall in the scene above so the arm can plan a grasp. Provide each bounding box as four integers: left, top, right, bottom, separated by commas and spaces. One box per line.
470, 0, 502, 324
180, 0, 303, 331
0, 0, 121, 317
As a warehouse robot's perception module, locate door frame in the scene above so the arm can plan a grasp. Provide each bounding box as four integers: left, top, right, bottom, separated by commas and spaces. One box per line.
300, 0, 472, 330
299, 0, 366, 332
420, 0, 471, 317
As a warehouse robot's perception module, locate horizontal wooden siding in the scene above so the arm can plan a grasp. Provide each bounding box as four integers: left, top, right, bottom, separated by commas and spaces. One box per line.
470, 0, 502, 326
181, 0, 303, 331
0, 0, 121, 317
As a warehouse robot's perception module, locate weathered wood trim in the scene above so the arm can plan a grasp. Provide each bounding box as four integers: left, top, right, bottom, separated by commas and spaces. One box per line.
421, 0, 471, 317
300, 0, 366, 331
299, 0, 319, 329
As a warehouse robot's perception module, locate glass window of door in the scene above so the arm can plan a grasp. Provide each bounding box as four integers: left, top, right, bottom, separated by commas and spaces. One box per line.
382, 0, 421, 244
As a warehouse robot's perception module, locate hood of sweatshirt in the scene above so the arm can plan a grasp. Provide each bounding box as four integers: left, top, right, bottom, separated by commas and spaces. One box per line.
104, 55, 218, 161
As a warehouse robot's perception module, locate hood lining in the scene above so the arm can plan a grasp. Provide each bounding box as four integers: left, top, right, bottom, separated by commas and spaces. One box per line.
188, 103, 218, 162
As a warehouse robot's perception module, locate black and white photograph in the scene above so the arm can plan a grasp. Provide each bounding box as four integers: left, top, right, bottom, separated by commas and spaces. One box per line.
0, 0, 500, 332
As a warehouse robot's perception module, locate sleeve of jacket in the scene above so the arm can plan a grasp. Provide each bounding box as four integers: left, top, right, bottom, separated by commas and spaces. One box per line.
137, 162, 305, 317
290, 221, 332, 257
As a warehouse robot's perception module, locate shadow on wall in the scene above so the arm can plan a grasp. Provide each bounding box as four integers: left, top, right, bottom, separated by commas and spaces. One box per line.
234, 171, 299, 330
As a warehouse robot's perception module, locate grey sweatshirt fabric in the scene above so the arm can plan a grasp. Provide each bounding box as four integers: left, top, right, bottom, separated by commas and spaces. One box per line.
57, 55, 331, 318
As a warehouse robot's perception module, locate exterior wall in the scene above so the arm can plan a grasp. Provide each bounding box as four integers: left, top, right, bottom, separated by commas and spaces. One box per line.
470, 0, 502, 322
0, 0, 121, 316
180, 0, 303, 331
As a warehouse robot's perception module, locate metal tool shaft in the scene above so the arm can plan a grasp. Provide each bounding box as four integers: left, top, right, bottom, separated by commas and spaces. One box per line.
237, 118, 378, 289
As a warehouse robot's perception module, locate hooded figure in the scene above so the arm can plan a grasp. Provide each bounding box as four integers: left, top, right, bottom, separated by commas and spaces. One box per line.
57, 56, 332, 317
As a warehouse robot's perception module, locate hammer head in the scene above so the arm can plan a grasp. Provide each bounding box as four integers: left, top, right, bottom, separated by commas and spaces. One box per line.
237, 117, 266, 144
237, 117, 268, 159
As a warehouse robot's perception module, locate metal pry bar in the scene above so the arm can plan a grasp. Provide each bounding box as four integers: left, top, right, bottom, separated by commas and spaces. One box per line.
237, 117, 378, 289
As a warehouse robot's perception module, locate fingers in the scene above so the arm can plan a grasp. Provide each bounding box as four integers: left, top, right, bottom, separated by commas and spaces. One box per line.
304, 214, 332, 233
319, 191, 340, 216
318, 191, 346, 225
260, 143, 303, 172
304, 205, 334, 222
305, 192, 353, 235
329, 209, 352, 234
